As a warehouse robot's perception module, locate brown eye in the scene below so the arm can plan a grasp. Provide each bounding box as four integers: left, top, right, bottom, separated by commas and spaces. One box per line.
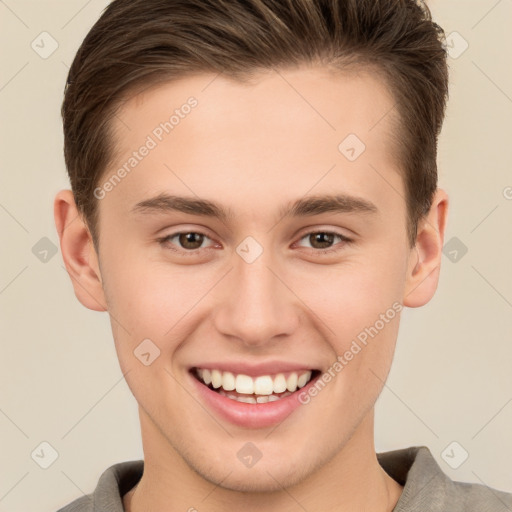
295, 230, 352, 254
308, 232, 335, 249
158, 231, 215, 254
177, 232, 205, 250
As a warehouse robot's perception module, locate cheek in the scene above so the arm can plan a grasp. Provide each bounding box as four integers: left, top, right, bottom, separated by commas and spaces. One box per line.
101, 258, 200, 404
102, 254, 204, 333
296, 249, 406, 400
299, 250, 406, 339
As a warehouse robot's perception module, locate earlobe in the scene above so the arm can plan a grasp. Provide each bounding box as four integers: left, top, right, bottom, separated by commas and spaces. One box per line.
403, 188, 449, 308
54, 189, 107, 312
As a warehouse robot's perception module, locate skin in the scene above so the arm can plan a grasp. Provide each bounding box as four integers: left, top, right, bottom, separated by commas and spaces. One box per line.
54, 64, 448, 512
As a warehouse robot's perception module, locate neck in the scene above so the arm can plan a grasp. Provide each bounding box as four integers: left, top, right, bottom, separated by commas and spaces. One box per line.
124, 408, 403, 512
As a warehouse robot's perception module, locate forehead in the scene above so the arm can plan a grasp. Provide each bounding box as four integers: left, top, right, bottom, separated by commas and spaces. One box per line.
116, 65, 399, 150
103, 65, 404, 223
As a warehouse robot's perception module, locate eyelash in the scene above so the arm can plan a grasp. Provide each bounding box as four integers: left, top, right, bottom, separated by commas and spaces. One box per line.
156, 229, 353, 257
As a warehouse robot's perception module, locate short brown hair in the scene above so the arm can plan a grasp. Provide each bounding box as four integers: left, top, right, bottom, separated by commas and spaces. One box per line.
62, 0, 449, 248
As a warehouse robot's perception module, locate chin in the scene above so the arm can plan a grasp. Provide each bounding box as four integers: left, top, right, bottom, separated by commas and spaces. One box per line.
214, 470, 304, 493
195, 457, 314, 494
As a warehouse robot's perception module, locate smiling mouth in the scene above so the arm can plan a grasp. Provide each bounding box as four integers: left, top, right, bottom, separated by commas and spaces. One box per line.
191, 367, 321, 404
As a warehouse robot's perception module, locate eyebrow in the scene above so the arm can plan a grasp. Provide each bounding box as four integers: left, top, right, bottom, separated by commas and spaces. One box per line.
131, 192, 379, 221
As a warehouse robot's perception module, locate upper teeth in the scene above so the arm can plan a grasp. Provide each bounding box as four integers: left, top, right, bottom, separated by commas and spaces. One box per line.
196, 368, 313, 395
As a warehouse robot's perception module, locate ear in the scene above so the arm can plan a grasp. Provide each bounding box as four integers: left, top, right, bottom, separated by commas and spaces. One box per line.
54, 189, 107, 312
403, 188, 449, 308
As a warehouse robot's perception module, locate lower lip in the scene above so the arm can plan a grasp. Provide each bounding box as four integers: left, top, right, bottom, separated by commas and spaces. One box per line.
189, 371, 319, 429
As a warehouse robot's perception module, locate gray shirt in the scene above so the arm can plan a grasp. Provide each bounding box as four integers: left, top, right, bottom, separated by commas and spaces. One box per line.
56, 445, 512, 511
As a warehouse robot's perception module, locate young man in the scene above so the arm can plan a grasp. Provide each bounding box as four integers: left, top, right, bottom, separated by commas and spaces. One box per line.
54, 0, 511, 511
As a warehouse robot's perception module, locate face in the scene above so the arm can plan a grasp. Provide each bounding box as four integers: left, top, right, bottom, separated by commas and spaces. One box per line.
63, 65, 437, 492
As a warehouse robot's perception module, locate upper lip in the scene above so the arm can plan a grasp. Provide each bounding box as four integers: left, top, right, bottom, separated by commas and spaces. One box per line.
190, 361, 320, 377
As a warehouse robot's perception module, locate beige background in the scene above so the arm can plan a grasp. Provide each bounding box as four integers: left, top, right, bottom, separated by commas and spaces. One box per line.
0, 1, 511, 510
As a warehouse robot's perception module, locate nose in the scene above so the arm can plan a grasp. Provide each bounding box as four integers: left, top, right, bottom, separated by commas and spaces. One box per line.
212, 248, 300, 348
